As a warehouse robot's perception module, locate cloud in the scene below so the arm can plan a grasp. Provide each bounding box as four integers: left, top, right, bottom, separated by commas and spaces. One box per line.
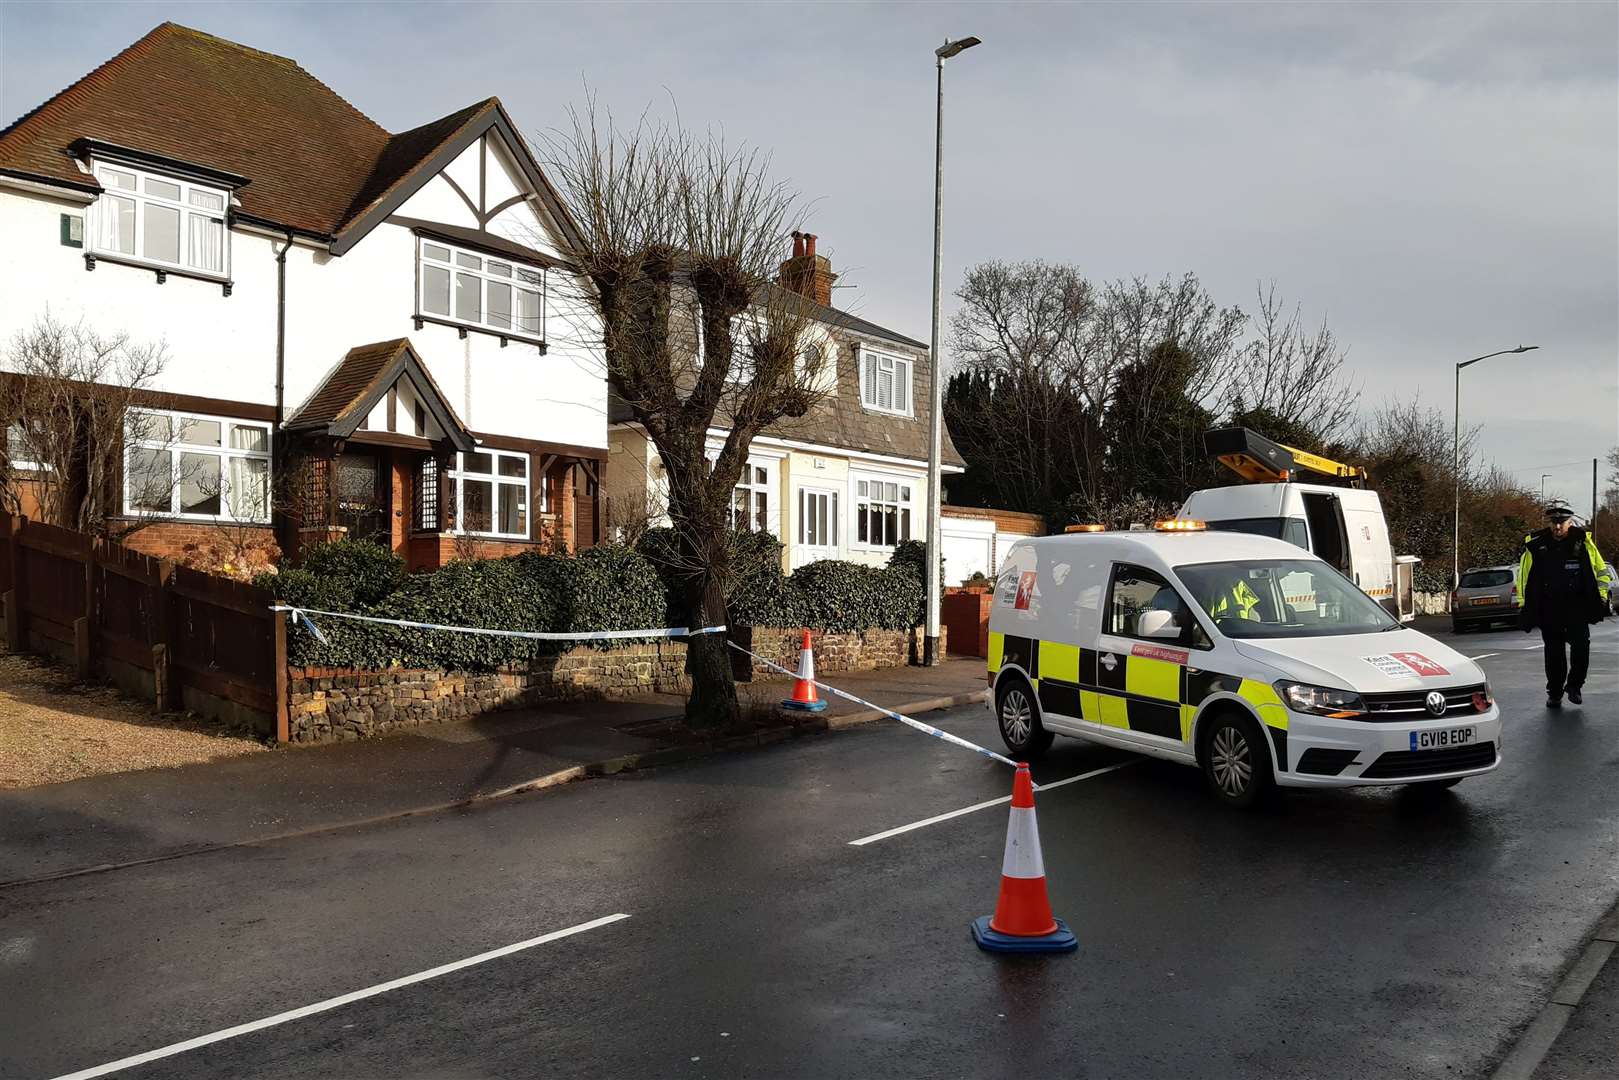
3, 0, 1614, 500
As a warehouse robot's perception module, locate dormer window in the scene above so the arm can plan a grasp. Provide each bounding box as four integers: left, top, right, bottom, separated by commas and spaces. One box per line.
858, 345, 913, 416
417, 239, 544, 341
90, 162, 228, 277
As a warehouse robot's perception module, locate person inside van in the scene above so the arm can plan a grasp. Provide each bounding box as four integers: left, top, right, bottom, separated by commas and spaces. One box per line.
1206, 575, 1263, 623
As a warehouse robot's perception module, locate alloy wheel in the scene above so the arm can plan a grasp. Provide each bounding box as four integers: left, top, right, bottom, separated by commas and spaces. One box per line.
1210, 725, 1253, 797
1001, 689, 1032, 747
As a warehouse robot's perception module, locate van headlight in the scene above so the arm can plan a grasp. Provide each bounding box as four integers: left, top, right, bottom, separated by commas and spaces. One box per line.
1275, 681, 1365, 717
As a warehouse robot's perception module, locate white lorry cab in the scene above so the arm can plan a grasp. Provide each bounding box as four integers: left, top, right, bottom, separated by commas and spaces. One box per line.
987, 524, 1501, 807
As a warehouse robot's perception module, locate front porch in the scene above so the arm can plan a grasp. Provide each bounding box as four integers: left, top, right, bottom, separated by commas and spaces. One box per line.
282, 339, 603, 569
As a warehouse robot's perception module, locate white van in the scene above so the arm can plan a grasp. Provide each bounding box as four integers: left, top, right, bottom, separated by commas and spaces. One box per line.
988, 525, 1501, 807
1179, 483, 1401, 613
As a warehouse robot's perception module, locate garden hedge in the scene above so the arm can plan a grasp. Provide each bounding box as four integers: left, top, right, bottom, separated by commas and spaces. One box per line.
263, 535, 933, 670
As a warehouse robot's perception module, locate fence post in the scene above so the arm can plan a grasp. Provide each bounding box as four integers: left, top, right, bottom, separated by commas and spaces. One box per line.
153, 559, 178, 711
272, 607, 290, 743
4, 514, 26, 652
76, 540, 97, 679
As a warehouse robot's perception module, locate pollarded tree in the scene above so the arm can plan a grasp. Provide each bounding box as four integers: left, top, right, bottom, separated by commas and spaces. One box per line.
542, 107, 832, 731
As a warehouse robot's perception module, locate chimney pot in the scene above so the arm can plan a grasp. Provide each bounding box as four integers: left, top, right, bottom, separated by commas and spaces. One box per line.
804, 233, 817, 258
791, 231, 804, 258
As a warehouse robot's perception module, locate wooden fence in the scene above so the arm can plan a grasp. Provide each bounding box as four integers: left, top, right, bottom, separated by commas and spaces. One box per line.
0, 515, 288, 740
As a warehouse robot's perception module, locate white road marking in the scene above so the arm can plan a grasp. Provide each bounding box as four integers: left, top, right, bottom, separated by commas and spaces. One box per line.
1469, 653, 1499, 660
847, 761, 1137, 847
46, 913, 632, 1080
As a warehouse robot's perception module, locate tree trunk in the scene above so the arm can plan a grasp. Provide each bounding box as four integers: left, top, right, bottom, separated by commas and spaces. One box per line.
683, 557, 740, 731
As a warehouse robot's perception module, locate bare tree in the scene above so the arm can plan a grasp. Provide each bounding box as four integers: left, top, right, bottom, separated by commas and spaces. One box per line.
0, 313, 173, 536
1230, 282, 1360, 441
541, 105, 831, 730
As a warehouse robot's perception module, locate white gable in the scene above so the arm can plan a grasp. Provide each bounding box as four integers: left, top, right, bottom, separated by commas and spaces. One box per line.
397, 174, 478, 227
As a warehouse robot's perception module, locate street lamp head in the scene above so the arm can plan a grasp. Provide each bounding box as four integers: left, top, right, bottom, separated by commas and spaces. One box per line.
936, 36, 982, 59
1511, 345, 1539, 353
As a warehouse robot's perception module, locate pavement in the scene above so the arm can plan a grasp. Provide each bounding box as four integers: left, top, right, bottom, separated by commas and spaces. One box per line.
0, 657, 989, 886
0, 624, 1615, 1079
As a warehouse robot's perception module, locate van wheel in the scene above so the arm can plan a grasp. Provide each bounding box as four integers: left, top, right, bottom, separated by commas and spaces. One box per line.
996, 676, 1053, 759
1198, 710, 1274, 808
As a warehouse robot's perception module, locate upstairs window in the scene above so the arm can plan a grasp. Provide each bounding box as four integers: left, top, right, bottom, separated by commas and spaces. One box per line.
418, 240, 544, 340
859, 346, 913, 416
90, 163, 228, 277
733, 463, 771, 532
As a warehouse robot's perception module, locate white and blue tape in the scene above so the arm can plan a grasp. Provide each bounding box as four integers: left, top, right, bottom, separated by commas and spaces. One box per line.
271, 605, 726, 646
726, 642, 1018, 771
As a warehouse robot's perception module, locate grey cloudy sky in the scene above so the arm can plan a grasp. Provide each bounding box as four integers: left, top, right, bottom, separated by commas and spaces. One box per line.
3, 1, 1615, 505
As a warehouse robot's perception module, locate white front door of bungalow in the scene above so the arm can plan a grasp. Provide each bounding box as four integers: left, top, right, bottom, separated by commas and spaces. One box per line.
793, 486, 839, 569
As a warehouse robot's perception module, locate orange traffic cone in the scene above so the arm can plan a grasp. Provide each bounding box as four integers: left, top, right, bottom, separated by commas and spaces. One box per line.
972, 762, 1077, 953
781, 629, 827, 712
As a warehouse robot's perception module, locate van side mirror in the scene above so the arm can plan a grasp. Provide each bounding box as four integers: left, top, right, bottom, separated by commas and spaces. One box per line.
1138, 609, 1181, 640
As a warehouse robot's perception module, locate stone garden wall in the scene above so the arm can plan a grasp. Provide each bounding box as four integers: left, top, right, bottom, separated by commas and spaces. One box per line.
285, 625, 940, 743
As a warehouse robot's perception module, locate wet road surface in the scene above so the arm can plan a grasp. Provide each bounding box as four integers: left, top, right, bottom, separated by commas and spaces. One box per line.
2, 622, 1615, 1079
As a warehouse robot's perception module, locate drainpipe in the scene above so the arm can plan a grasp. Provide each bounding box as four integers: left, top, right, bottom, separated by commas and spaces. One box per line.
273, 231, 292, 554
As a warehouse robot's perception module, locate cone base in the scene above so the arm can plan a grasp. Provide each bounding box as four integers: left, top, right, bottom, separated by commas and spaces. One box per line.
971, 915, 1077, 954
781, 699, 827, 712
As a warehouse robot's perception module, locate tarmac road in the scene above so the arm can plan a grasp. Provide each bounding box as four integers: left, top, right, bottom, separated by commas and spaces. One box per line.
1, 620, 1615, 1079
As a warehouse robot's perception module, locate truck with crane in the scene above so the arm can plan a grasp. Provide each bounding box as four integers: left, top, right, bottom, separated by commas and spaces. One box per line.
1177, 427, 1421, 621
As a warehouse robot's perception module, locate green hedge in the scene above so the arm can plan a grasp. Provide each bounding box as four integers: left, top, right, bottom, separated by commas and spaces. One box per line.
265, 534, 932, 671
261, 544, 668, 669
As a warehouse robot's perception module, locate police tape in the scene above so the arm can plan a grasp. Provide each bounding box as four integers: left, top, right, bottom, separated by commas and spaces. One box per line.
725, 641, 1020, 772
270, 605, 727, 648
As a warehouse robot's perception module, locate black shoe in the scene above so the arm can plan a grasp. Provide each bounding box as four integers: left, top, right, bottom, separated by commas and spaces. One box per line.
1547, 696, 1563, 709
1567, 687, 1583, 705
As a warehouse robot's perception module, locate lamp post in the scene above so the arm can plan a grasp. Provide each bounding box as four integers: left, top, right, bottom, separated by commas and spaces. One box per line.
1541, 474, 1551, 501
924, 33, 981, 666
1453, 345, 1538, 589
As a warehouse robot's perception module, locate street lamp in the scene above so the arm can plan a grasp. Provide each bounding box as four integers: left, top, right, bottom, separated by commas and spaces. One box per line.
1541, 474, 1551, 501
924, 34, 981, 666
1452, 345, 1538, 589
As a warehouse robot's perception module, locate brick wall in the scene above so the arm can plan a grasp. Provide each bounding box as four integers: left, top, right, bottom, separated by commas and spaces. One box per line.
117, 520, 280, 578
284, 624, 940, 743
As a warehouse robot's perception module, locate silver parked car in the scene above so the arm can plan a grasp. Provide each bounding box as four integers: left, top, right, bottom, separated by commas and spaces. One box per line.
1452, 565, 1518, 633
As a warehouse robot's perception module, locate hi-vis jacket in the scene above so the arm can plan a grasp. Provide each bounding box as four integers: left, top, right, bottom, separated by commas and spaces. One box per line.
1516, 526, 1611, 629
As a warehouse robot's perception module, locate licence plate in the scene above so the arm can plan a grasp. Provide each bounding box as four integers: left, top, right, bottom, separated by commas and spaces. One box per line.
1470, 598, 1498, 606
1411, 726, 1475, 751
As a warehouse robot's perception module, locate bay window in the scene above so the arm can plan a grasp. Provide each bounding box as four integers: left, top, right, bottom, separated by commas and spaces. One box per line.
446, 449, 530, 538
854, 475, 913, 548
123, 410, 270, 522
90, 163, 228, 276
418, 240, 545, 340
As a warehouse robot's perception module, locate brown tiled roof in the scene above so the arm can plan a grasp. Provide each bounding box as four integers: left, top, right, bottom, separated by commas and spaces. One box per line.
0, 23, 503, 241
287, 339, 475, 452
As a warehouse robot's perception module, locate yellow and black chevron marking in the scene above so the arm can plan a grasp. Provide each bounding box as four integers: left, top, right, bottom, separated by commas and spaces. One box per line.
988, 631, 1289, 768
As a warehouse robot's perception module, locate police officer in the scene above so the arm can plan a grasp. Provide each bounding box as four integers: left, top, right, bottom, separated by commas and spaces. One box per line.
1517, 501, 1612, 708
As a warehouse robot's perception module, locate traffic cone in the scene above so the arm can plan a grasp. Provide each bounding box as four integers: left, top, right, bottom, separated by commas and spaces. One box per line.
781, 629, 827, 712
971, 762, 1078, 953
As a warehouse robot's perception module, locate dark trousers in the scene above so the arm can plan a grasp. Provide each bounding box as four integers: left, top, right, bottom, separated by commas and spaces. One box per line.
1541, 622, 1590, 697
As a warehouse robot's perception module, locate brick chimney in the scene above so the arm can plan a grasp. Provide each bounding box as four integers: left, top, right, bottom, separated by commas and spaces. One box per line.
778, 231, 838, 307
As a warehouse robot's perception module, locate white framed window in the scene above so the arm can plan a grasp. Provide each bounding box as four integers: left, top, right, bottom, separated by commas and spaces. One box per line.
123, 409, 270, 523
797, 487, 839, 549
733, 462, 771, 532
447, 449, 529, 538
90, 162, 228, 277
418, 239, 545, 340
5, 421, 50, 473
858, 346, 913, 416
854, 473, 913, 548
